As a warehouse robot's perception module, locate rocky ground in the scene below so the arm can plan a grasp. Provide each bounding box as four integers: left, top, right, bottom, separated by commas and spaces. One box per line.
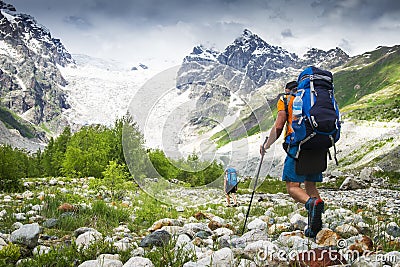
0, 174, 399, 267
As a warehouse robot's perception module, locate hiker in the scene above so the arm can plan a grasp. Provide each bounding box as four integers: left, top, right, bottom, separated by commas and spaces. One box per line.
260, 80, 325, 238
224, 167, 239, 207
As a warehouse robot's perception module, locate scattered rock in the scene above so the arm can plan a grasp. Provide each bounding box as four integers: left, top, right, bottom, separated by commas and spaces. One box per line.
147, 218, 184, 232
139, 230, 171, 247
339, 177, 367, 190
58, 203, 75, 212
43, 218, 58, 228
247, 218, 267, 230
335, 224, 359, 237
76, 230, 103, 249
387, 222, 400, 238
10, 223, 41, 248
316, 228, 341, 247
183, 247, 234, 267
348, 235, 373, 253
123, 256, 154, 267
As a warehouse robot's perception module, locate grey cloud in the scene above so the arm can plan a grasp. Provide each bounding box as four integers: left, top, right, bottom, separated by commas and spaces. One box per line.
312, 0, 400, 22
63, 16, 92, 30
281, 28, 294, 38
338, 38, 352, 54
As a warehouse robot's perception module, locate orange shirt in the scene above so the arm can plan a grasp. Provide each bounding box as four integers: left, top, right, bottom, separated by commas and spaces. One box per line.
277, 94, 294, 138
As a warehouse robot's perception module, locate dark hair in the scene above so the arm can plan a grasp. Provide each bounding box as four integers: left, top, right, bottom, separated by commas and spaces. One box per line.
285, 81, 298, 91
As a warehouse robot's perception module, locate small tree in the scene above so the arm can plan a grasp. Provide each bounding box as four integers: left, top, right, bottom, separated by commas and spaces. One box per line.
102, 160, 129, 201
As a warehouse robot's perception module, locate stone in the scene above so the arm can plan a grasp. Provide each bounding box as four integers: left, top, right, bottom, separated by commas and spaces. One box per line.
247, 218, 267, 230
214, 227, 233, 237
148, 218, 184, 232
10, 223, 41, 248
58, 203, 75, 212
277, 230, 304, 245
218, 235, 231, 249
316, 228, 341, 247
184, 223, 212, 234
238, 259, 257, 267
339, 177, 367, 190
208, 220, 223, 231
14, 213, 26, 220
0, 209, 6, 217
290, 213, 307, 230
123, 256, 154, 267
160, 226, 183, 235
348, 235, 373, 253
32, 245, 51, 255
195, 231, 212, 239
43, 218, 58, 228
268, 223, 291, 235
386, 222, 400, 238
74, 227, 98, 237
183, 247, 234, 267
231, 229, 269, 248
139, 230, 171, 247
243, 240, 278, 258
78, 260, 98, 267
76, 230, 103, 249
335, 224, 359, 237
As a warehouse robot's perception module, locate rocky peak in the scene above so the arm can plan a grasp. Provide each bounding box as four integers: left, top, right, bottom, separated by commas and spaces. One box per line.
301, 47, 350, 69
0, 1, 73, 134
183, 45, 220, 63
217, 29, 298, 86
0, 0, 15, 12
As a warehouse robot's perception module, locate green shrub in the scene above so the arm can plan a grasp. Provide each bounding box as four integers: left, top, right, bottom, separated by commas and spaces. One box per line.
0, 243, 21, 266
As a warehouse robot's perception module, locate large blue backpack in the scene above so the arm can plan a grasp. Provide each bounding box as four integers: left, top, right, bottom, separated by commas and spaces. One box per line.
285, 66, 341, 164
226, 168, 238, 187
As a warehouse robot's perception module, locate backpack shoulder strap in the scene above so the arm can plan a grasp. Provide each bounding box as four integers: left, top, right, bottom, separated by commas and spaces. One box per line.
278, 93, 294, 118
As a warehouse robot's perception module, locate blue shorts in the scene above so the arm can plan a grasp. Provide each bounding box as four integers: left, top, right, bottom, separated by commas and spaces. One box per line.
282, 146, 323, 183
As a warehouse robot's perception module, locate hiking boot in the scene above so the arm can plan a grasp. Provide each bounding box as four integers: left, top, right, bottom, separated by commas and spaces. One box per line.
233, 203, 239, 207
304, 197, 324, 238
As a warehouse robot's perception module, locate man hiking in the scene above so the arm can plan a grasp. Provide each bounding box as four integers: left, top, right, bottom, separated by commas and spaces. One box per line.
260, 81, 324, 238
224, 167, 239, 207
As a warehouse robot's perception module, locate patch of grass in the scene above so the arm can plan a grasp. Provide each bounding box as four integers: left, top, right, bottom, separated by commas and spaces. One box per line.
238, 177, 286, 194
40, 194, 130, 235
129, 193, 181, 234
16, 238, 132, 267
322, 176, 347, 189
144, 236, 197, 267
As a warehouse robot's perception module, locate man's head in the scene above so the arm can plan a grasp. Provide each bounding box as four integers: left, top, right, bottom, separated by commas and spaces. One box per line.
285, 81, 298, 93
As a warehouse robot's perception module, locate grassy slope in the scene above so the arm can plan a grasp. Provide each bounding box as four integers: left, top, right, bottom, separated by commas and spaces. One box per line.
0, 106, 36, 138
334, 45, 400, 121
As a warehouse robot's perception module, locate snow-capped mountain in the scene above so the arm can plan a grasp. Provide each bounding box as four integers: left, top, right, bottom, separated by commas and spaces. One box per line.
301, 47, 350, 69
0, 1, 73, 133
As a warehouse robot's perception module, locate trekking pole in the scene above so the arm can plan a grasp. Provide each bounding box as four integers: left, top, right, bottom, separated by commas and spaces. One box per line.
242, 136, 269, 235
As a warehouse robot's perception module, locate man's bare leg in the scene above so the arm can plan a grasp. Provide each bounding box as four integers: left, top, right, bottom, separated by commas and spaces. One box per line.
286, 182, 310, 204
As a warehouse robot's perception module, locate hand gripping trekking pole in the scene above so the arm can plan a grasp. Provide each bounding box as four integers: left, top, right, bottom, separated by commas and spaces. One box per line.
242, 136, 269, 235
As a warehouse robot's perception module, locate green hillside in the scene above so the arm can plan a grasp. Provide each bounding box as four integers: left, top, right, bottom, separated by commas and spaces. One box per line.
334, 45, 400, 117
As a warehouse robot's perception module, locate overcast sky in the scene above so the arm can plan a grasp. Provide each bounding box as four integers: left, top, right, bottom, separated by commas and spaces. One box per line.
7, 0, 400, 66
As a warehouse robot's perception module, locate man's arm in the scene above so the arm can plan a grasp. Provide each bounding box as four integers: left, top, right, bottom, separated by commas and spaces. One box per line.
223, 172, 227, 191
262, 110, 287, 152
